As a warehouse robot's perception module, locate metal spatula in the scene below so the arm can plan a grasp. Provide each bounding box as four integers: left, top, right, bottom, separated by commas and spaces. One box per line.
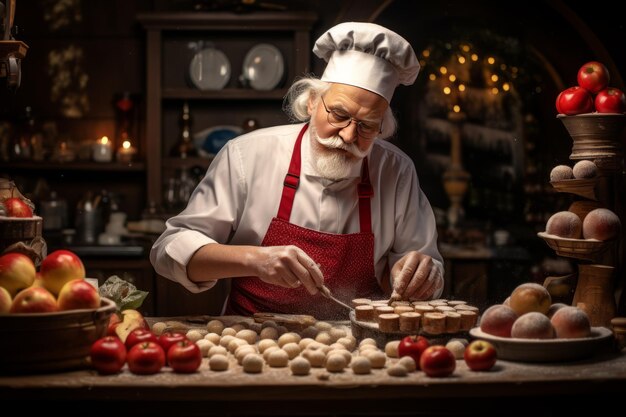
318, 284, 353, 311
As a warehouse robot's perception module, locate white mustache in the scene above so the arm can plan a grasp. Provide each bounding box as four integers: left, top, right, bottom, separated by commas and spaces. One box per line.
315, 135, 368, 158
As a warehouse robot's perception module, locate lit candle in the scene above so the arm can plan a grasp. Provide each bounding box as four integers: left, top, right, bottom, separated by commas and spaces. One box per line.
93, 136, 113, 162
117, 140, 137, 163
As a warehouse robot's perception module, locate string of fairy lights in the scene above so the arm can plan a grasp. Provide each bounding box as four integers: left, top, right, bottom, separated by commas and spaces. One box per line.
419, 42, 522, 115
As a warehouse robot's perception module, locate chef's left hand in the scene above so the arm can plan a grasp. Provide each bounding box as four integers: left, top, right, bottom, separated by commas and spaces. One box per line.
390, 251, 442, 300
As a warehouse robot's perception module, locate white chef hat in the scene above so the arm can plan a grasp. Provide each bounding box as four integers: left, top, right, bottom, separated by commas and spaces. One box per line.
313, 22, 420, 103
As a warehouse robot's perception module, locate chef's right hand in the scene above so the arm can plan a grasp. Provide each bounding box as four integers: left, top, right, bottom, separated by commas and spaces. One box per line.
253, 246, 324, 295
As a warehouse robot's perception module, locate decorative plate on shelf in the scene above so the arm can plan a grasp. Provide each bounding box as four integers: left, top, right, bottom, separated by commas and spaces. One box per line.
193, 125, 243, 158
469, 326, 613, 362
242, 43, 285, 91
188, 47, 231, 90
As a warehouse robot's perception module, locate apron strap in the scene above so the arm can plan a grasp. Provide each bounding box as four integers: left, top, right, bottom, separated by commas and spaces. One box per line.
277, 124, 308, 221
358, 158, 373, 233
277, 123, 374, 234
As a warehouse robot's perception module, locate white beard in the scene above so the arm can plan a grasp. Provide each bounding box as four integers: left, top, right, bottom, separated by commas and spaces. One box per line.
309, 124, 370, 181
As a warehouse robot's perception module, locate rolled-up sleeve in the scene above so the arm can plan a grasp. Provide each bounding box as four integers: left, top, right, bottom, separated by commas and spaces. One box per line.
150, 141, 245, 293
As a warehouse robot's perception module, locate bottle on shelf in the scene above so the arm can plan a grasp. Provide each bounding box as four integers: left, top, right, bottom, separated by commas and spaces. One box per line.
169, 101, 197, 159
9, 106, 41, 161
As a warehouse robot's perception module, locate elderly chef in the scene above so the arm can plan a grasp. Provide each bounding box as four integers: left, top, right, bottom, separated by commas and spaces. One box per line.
150, 22, 444, 319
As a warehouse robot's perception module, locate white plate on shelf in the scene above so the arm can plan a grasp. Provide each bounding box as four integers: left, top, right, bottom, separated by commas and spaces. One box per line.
469, 326, 613, 362
242, 43, 284, 91
193, 125, 243, 158
189, 47, 231, 90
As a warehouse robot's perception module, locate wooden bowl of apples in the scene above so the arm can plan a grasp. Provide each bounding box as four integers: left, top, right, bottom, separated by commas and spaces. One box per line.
0, 296, 116, 374
0, 249, 116, 373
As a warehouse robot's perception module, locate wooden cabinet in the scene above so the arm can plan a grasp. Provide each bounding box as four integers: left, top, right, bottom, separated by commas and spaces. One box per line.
137, 11, 317, 315
138, 11, 317, 207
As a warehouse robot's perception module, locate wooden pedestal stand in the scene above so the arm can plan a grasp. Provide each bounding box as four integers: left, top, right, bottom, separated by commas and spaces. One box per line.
539, 114, 625, 327
442, 111, 470, 231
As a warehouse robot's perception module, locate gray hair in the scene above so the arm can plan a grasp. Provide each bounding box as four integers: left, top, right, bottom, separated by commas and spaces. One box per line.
283, 75, 397, 139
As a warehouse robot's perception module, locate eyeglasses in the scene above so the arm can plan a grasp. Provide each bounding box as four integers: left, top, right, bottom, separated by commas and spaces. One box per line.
320, 96, 382, 139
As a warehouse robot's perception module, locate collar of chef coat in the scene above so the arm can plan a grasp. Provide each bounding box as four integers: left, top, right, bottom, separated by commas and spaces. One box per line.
300, 128, 364, 190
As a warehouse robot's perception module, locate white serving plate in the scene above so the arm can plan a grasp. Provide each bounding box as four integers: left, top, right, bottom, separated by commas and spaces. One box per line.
469, 326, 613, 362
242, 43, 284, 91
189, 47, 231, 90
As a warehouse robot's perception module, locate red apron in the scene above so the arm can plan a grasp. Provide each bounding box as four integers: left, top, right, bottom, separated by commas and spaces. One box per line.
225, 124, 383, 319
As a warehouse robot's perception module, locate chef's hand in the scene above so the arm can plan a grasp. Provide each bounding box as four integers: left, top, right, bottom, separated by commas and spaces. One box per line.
390, 252, 442, 301
254, 245, 324, 295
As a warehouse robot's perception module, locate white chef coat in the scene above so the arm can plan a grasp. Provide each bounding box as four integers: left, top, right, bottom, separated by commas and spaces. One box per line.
150, 123, 443, 298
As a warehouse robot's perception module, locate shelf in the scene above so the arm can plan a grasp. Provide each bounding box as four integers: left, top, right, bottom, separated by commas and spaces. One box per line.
163, 157, 213, 169
163, 88, 288, 100
140, 11, 316, 206
2, 161, 146, 172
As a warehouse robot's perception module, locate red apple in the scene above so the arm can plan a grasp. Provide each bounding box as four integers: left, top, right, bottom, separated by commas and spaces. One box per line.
57, 278, 101, 311
397, 335, 430, 369
10, 286, 58, 313
40, 250, 86, 296
125, 328, 158, 350
2, 197, 33, 218
577, 61, 610, 94
168, 339, 202, 373
464, 340, 497, 371
158, 331, 188, 363
127, 341, 165, 375
90, 336, 127, 375
594, 88, 626, 114
556, 86, 594, 115
0, 252, 36, 296
0, 286, 12, 313
419, 345, 456, 377
115, 309, 150, 342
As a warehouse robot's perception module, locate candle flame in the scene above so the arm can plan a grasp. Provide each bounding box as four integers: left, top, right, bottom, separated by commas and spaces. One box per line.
101, 136, 109, 145
122, 140, 131, 149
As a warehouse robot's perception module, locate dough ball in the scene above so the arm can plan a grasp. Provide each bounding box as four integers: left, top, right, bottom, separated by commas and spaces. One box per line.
278, 332, 301, 348
398, 356, 417, 372
206, 319, 225, 334
208, 354, 229, 371
221, 327, 237, 337
236, 329, 258, 345
387, 364, 408, 377
550, 165, 573, 182
573, 160, 597, 179
445, 340, 466, 359
242, 354, 264, 373
358, 338, 378, 348
195, 339, 214, 357
282, 342, 301, 359
208, 345, 228, 358
259, 326, 279, 340
151, 322, 167, 336
258, 338, 278, 353
267, 349, 289, 367
362, 350, 387, 369
300, 326, 319, 339
351, 356, 372, 374
186, 330, 204, 343
385, 340, 400, 358
204, 332, 221, 344
325, 353, 347, 372
315, 331, 332, 345
315, 321, 333, 331
290, 357, 311, 376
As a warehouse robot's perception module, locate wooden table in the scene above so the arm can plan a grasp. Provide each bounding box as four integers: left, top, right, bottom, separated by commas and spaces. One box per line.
2, 349, 625, 416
